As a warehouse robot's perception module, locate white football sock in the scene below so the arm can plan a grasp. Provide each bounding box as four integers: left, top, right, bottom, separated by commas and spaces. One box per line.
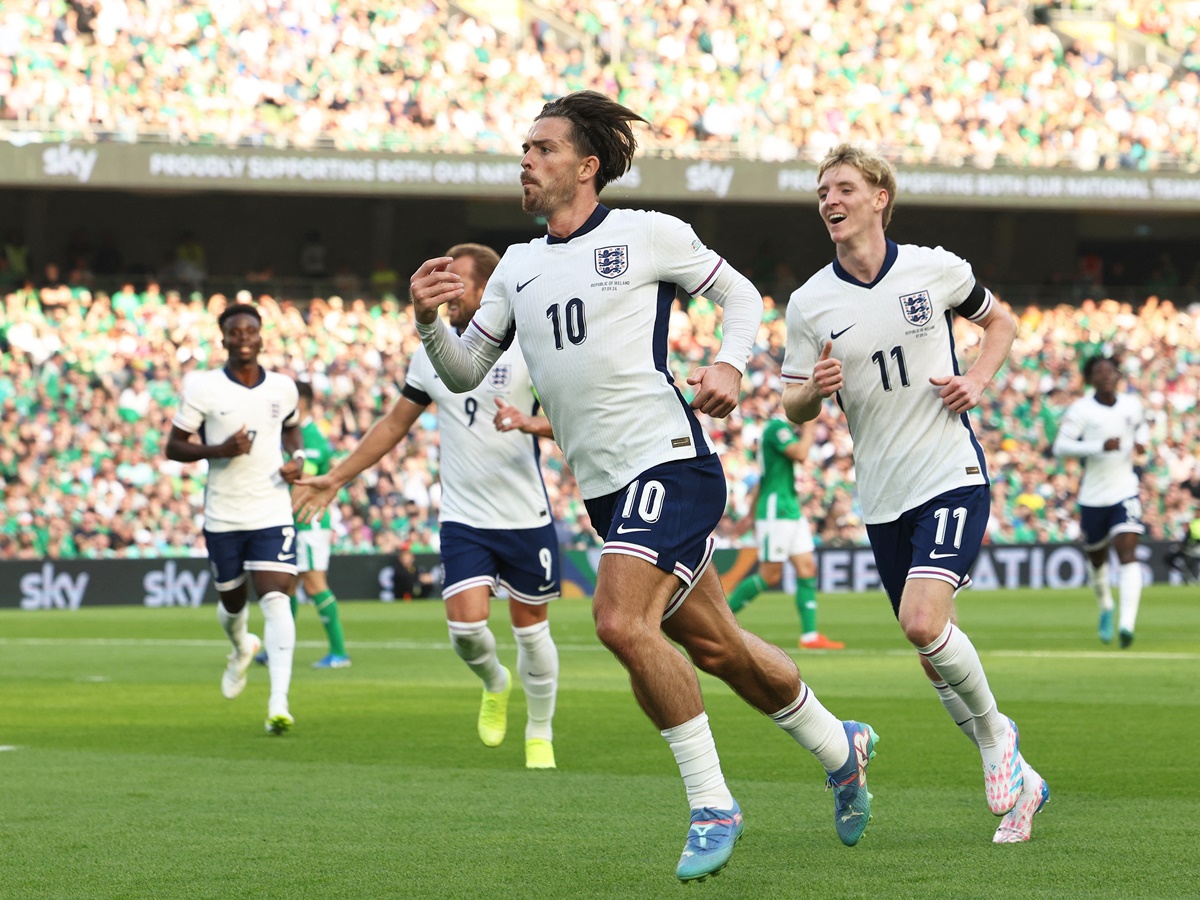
513, 620, 558, 742
217, 601, 249, 652
770, 683, 849, 772
919, 622, 1005, 747
661, 712, 734, 811
932, 680, 979, 746
260, 591, 295, 712
448, 620, 507, 693
1118, 561, 1142, 634
1089, 561, 1114, 612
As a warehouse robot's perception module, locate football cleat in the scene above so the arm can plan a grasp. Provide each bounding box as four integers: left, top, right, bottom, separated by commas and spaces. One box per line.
1097, 609, 1114, 644
477, 666, 511, 747
253, 650, 269, 667
675, 800, 744, 882
825, 721, 879, 846
1119, 629, 1134, 649
982, 717, 1024, 815
221, 633, 261, 700
265, 708, 294, 736
800, 633, 846, 650
311, 654, 352, 669
993, 759, 1049, 843
525, 738, 556, 770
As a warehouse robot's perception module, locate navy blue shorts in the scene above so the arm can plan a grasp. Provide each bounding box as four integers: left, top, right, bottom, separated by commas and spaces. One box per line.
865, 484, 991, 616
440, 520, 561, 604
204, 524, 299, 592
584, 454, 725, 591
1079, 496, 1144, 551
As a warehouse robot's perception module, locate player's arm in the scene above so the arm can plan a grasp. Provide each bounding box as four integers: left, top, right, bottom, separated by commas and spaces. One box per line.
280, 421, 304, 483
732, 482, 760, 537
1051, 408, 1105, 458
784, 341, 840, 425
164, 424, 251, 461
686, 262, 763, 418
293, 396, 426, 524
411, 256, 505, 391
930, 286, 1016, 414
784, 420, 817, 462
492, 398, 554, 438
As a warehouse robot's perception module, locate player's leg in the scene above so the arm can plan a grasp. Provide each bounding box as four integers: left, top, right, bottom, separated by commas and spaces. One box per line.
245, 526, 299, 734
791, 517, 843, 649
1082, 506, 1116, 643
206, 529, 262, 700
301, 528, 349, 667
665, 564, 876, 846
1110, 496, 1146, 648
497, 523, 561, 768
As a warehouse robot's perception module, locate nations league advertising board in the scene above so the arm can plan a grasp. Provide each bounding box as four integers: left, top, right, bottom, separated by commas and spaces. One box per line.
0, 542, 1188, 610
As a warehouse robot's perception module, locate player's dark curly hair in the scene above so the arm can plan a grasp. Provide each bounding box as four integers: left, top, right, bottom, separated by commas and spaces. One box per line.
218, 302, 262, 330
535, 91, 647, 194
1082, 353, 1119, 384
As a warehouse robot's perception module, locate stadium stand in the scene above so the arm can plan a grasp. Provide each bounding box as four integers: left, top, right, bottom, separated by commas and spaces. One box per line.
2, 282, 1198, 560
0, 0, 1198, 169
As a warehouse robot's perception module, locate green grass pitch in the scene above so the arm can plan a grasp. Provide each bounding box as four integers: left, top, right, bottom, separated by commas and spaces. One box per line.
1, 586, 1197, 899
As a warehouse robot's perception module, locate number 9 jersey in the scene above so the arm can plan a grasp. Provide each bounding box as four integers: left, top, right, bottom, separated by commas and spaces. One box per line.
404, 339, 551, 530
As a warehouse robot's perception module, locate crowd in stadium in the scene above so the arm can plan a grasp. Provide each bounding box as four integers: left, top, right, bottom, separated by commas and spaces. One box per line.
1, 0, 1198, 169
3, 273, 1199, 561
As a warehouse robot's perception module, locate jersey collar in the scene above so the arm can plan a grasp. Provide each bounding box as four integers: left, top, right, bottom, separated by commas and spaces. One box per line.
222, 364, 266, 388
832, 239, 899, 288
547, 204, 610, 244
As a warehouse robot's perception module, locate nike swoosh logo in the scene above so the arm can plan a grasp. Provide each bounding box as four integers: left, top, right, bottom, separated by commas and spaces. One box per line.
277, 553, 295, 561
929, 550, 958, 559
536, 583, 555, 592
830, 325, 855, 339
516, 275, 541, 292
615, 524, 651, 534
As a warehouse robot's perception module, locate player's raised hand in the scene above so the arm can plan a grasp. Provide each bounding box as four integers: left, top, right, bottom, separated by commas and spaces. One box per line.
687, 361, 742, 418
292, 474, 338, 525
812, 341, 843, 397
930, 372, 984, 414
279, 455, 305, 484
493, 397, 527, 433
409, 257, 464, 325
219, 424, 253, 458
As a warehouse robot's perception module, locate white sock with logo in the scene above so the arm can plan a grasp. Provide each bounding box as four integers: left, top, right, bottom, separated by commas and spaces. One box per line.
919, 622, 1005, 747
1118, 561, 1142, 634
661, 712, 734, 811
259, 591, 295, 712
932, 680, 979, 745
770, 683, 849, 772
1090, 561, 1114, 612
513, 620, 558, 741
217, 601, 249, 652
448, 620, 507, 693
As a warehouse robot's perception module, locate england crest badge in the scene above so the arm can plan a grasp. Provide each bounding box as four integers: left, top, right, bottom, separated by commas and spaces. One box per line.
899, 290, 933, 327
594, 245, 628, 279
488, 364, 512, 389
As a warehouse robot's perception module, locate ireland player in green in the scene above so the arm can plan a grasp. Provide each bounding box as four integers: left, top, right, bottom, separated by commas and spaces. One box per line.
729, 414, 844, 650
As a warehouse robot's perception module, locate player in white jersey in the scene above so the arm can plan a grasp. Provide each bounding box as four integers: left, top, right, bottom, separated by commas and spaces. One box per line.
165, 303, 303, 735
1052, 355, 1150, 647
408, 91, 878, 881
292, 243, 563, 770
782, 144, 1048, 844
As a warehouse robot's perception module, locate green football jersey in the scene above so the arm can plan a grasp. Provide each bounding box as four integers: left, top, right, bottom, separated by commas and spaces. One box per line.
296, 418, 334, 530
756, 417, 801, 520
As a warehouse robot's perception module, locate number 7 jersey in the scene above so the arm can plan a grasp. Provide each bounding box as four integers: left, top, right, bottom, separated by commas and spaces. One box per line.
782, 241, 993, 524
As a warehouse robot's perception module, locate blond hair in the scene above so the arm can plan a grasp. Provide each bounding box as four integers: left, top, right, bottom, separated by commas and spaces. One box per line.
817, 144, 898, 230
446, 243, 501, 284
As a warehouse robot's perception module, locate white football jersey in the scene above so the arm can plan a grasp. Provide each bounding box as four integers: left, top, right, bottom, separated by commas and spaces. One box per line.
464, 207, 743, 499
405, 339, 551, 529
783, 242, 994, 524
1052, 393, 1148, 506
172, 368, 300, 532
